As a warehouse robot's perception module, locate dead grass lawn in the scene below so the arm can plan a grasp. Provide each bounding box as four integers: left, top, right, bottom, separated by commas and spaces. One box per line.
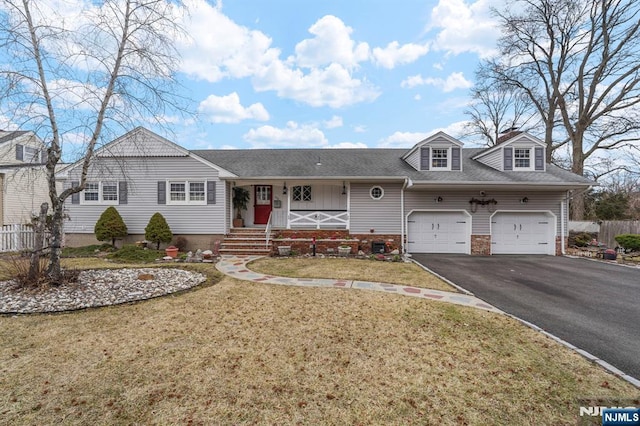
250, 257, 455, 292
1, 273, 638, 425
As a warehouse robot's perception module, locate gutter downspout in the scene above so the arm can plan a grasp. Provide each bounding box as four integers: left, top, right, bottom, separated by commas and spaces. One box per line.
560, 193, 566, 255
401, 178, 410, 254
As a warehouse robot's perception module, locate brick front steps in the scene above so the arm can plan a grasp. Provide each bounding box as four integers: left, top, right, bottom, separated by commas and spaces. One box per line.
219, 228, 272, 256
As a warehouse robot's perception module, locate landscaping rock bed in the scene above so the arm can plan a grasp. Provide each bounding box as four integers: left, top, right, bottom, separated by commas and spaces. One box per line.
0, 268, 206, 314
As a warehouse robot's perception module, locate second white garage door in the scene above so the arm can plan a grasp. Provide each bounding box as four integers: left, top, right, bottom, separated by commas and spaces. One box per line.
491, 212, 555, 255
407, 211, 470, 254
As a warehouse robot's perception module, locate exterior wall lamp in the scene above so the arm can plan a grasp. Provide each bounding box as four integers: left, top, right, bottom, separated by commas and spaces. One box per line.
520, 197, 529, 204
283, 182, 287, 195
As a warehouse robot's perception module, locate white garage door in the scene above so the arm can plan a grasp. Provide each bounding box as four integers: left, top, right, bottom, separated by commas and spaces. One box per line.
491, 212, 555, 255
407, 211, 470, 254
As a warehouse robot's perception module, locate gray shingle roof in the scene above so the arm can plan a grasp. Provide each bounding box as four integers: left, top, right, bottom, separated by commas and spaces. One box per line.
192, 148, 593, 187
0, 131, 28, 145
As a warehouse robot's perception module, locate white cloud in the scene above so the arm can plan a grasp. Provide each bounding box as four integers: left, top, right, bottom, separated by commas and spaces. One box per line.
178, 0, 280, 82
401, 72, 472, 92
372, 41, 430, 69
325, 142, 367, 149
353, 125, 367, 133
178, 5, 379, 108
254, 61, 380, 108
377, 131, 429, 148
243, 121, 328, 148
428, 0, 501, 58
294, 15, 370, 69
198, 92, 269, 123
324, 115, 343, 129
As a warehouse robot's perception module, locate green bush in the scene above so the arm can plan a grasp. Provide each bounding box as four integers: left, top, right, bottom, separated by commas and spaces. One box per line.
145, 212, 173, 250
61, 244, 114, 258
94, 207, 128, 247
614, 234, 640, 252
107, 245, 164, 263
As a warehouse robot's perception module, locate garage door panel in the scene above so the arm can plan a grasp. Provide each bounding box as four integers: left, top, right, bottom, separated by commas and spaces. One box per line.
491, 212, 554, 255
408, 211, 470, 254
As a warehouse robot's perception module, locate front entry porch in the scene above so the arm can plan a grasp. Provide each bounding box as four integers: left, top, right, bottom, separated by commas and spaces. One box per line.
231, 181, 350, 230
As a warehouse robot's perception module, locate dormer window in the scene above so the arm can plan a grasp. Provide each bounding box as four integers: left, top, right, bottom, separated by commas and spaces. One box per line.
514, 148, 532, 169
431, 148, 449, 169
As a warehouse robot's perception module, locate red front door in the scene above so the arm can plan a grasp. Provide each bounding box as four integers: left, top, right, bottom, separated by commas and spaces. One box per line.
254, 185, 272, 225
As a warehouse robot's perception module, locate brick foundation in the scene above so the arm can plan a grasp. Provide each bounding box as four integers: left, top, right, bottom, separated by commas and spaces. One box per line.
270, 230, 401, 256
556, 236, 568, 256
471, 235, 491, 255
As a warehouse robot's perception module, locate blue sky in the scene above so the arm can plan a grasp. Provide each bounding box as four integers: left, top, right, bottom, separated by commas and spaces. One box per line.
1, 0, 504, 153
171, 0, 502, 150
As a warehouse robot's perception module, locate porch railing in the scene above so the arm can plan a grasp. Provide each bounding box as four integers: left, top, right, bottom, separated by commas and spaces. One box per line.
288, 210, 349, 229
265, 211, 273, 248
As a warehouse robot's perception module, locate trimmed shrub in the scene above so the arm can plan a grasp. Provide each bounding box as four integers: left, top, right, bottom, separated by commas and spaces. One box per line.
145, 212, 173, 250
614, 234, 640, 252
94, 207, 128, 247
573, 232, 593, 247
107, 245, 163, 263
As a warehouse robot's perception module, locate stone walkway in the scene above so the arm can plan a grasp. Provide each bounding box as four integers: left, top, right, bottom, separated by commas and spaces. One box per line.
216, 255, 501, 313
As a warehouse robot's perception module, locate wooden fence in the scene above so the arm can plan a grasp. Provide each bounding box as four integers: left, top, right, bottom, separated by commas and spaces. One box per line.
0, 224, 39, 253
599, 220, 640, 249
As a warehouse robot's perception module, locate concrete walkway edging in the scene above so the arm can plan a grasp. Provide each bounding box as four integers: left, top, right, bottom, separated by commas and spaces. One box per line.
216, 255, 502, 313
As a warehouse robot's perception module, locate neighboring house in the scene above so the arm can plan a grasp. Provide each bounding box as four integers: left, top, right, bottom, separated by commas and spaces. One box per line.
0, 130, 50, 226
58, 127, 593, 255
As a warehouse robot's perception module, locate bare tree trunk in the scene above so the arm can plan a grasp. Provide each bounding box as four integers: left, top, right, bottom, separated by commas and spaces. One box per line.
28, 202, 48, 283
571, 131, 586, 220
46, 200, 65, 285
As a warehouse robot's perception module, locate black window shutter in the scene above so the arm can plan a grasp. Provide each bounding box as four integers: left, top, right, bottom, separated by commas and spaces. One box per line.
16, 144, 23, 161
420, 147, 430, 170
207, 181, 216, 204
451, 147, 461, 170
71, 181, 80, 204
119, 181, 128, 205
157, 181, 166, 204
534, 147, 544, 170
503, 147, 513, 171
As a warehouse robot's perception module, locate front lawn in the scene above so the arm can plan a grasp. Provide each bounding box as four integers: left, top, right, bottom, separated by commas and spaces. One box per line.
1, 269, 638, 424
250, 257, 455, 292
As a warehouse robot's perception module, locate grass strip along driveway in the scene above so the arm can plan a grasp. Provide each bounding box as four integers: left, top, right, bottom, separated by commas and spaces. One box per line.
1, 257, 639, 425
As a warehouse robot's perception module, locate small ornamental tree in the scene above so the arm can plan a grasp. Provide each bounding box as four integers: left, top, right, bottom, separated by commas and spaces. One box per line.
145, 212, 173, 250
94, 207, 128, 247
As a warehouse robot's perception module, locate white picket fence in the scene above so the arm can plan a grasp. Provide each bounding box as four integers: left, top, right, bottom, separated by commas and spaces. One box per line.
0, 224, 38, 253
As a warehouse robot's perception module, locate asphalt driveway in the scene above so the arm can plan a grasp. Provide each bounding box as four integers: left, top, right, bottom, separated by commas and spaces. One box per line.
412, 254, 640, 381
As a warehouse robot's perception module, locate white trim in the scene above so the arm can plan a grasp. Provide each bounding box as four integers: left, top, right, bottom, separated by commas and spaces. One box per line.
402, 131, 464, 160
489, 210, 556, 255
429, 147, 452, 171
405, 209, 472, 255
165, 179, 207, 205
472, 132, 545, 160
513, 148, 534, 170
369, 185, 384, 200
80, 181, 119, 205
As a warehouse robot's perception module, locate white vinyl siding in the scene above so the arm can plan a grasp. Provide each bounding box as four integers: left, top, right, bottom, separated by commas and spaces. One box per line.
63, 156, 225, 234
403, 190, 566, 237
0, 166, 49, 225
350, 182, 402, 234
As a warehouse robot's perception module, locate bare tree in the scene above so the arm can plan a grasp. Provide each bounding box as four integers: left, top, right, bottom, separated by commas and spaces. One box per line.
0, 0, 187, 284
464, 70, 540, 146
479, 0, 640, 219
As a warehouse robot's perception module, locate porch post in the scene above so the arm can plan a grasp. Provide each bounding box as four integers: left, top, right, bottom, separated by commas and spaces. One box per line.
286, 184, 291, 229
346, 182, 350, 230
